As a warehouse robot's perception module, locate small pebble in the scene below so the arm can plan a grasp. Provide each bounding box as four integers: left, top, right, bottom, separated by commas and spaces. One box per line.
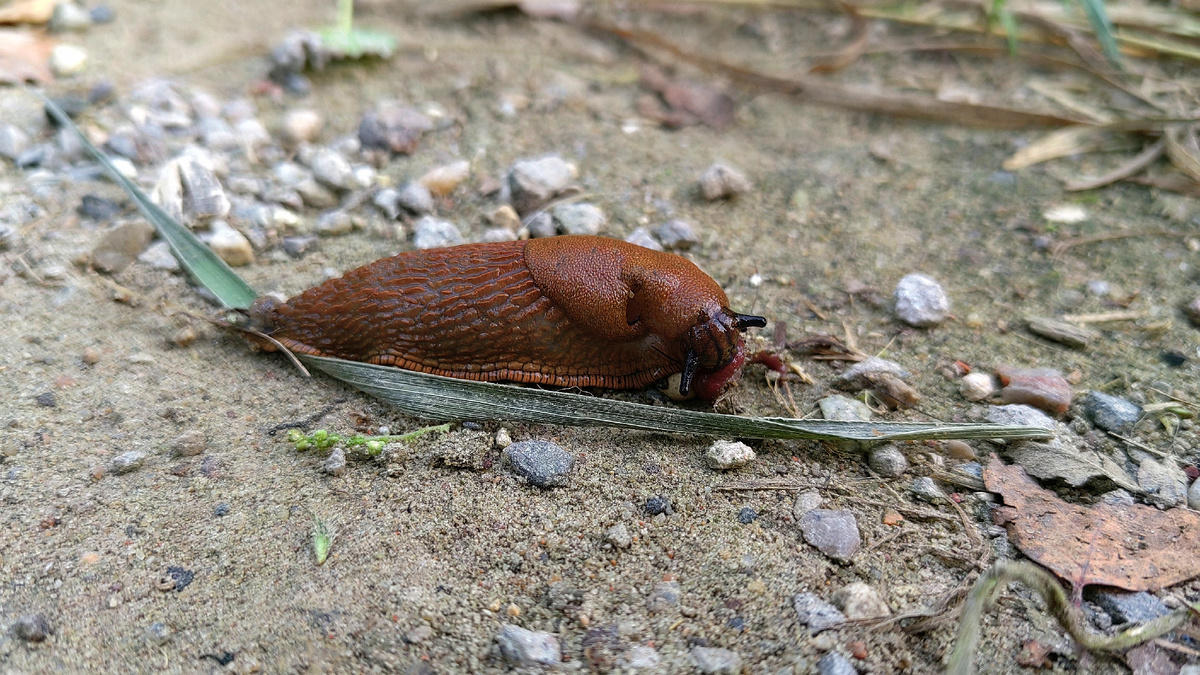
1137, 458, 1187, 508
818, 394, 872, 422
82, 348, 101, 365
488, 204, 521, 231
1043, 203, 1087, 223
817, 652, 859, 675
170, 430, 206, 457
832, 582, 891, 620
654, 219, 699, 250
644, 495, 672, 516
110, 451, 146, 475
13, 614, 52, 642
909, 477, 946, 504
50, 1, 93, 31
493, 428, 512, 449
995, 366, 1072, 416
944, 440, 976, 460
89, 5, 115, 23
507, 155, 576, 214
502, 440, 573, 487
404, 624, 433, 644
36, 392, 57, 407
793, 593, 846, 634
495, 624, 561, 667
604, 523, 632, 549
419, 160, 470, 197
234, 118, 271, 149
792, 490, 822, 519
737, 507, 757, 524
315, 210, 354, 236
282, 236, 317, 258
145, 621, 172, 645
1084, 588, 1170, 625
623, 645, 660, 669
960, 372, 996, 401
1086, 279, 1111, 297
308, 148, 356, 191
704, 440, 755, 470
552, 202, 606, 236
213, 503, 230, 517
395, 181, 435, 215
798, 509, 860, 562
482, 227, 517, 242
1083, 391, 1142, 433
0, 124, 31, 161
412, 216, 463, 249
357, 105, 433, 154
832, 356, 910, 391
647, 581, 681, 611
207, 221, 255, 266
867, 445, 907, 478
894, 273, 950, 327
1026, 316, 1098, 350
50, 44, 89, 77
524, 211, 557, 238
282, 109, 323, 144
91, 221, 155, 274
625, 227, 663, 251
691, 646, 742, 674
699, 163, 750, 200
78, 194, 122, 221
323, 448, 346, 477
986, 403, 1057, 429
1185, 297, 1200, 327
1188, 479, 1200, 510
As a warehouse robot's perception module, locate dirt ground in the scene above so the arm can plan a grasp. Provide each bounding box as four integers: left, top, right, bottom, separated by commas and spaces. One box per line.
2, 1, 1198, 673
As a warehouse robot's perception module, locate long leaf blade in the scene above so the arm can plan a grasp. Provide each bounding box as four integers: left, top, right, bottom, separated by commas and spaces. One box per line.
300, 355, 1052, 442
40, 93, 260, 310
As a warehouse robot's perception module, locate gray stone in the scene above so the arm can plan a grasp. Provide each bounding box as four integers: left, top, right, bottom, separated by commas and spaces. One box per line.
868, 444, 908, 478
412, 216, 463, 249
832, 582, 891, 619
1189, 479, 1200, 511
818, 394, 872, 421
986, 404, 1057, 429
894, 273, 950, 327
308, 148, 355, 190
234, 119, 271, 149
482, 227, 517, 242
691, 646, 742, 674
152, 155, 230, 225
395, 181, 434, 215
508, 155, 576, 214
198, 117, 238, 149
832, 357, 910, 391
1084, 391, 1142, 433
792, 490, 822, 519
495, 624, 561, 666
295, 179, 338, 209
699, 163, 751, 200
91, 221, 155, 274
0, 124, 31, 161
654, 219, 699, 250
136, 241, 179, 271
50, 44, 88, 77
793, 592, 846, 634
817, 652, 859, 675
110, 451, 146, 475
960, 372, 997, 401
170, 430, 206, 457
283, 109, 323, 144
50, 0, 94, 31
283, 236, 318, 258
1137, 458, 1187, 507
798, 509, 860, 562
1084, 588, 1170, 625
552, 202, 606, 236
909, 477, 947, 504
145, 621, 172, 645
323, 448, 346, 477
207, 221, 254, 267
315, 210, 353, 236
604, 523, 632, 549
623, 645, 660, 669
704, 440, 755, 470
625, 227, 663, 251
647, 581, 681, 612
12, 614, 52, 642
372, 188, 403, 219
524, 211, 557, 238
503, 440, 573, 487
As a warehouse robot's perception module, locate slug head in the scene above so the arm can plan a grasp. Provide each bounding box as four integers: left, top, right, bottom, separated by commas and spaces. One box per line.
677, 310, 766, 398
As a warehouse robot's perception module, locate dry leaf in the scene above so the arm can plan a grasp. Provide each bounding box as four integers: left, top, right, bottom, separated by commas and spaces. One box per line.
1003, 126, 1108, 170
985, 458, 1200, 591
0, 0, 55, 24
638, 64, 736, 130
1005, 436, 1139, 492
0, 28, 53, 83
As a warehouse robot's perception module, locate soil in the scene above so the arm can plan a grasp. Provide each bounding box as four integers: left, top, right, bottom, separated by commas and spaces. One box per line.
2, 1, 1198, 673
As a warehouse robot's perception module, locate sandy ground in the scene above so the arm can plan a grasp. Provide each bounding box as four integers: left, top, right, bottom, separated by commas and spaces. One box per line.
2, 1, 1198, 673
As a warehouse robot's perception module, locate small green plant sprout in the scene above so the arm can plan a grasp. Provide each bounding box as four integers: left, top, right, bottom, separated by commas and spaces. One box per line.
313, 518, 333, 565
288, 423, 451, 456
318, 0, 397, 60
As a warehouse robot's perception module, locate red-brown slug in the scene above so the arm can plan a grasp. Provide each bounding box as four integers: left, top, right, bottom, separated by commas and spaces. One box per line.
246, 235, 766, 400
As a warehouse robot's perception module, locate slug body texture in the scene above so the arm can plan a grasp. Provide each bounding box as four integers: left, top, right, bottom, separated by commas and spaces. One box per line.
248, 235, 762, 400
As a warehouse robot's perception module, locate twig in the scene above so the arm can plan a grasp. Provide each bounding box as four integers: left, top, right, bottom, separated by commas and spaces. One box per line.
1060, 310, 1147, 323
1050, 229, 1184, 256
1064, 138, 1166, 191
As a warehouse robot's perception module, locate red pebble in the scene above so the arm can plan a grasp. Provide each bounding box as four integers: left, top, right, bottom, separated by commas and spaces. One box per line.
849, 641, 868, 659
994, 366, 1072, 416
1185, 466, 1199, 482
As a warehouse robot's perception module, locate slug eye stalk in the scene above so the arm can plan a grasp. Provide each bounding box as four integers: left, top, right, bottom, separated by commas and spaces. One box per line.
734, 313, 767, 330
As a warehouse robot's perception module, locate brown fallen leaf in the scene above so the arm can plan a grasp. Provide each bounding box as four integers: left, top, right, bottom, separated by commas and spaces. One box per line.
0, 28, 53, 83
638, 64, 736, 130
985, 458, 1200, 592
0, 0, 55, 24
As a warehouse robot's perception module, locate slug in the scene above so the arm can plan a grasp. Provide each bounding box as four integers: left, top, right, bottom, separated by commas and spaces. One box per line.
245, 235, 766, 401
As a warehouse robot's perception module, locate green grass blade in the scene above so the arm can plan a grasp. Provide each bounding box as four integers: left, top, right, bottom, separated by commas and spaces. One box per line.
40, 93, 260, 310
1077, 0, 1123, 69
300, 354, 1053, 442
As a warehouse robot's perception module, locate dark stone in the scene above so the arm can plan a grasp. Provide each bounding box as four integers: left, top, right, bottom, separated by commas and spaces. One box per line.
737, 507, 757, 524
46, 95, 88, 123
502, 440, 573, 488
78, 194, 122, 221
165, 566, 195, 591
89, 5, 115, 24
13, 613, 52, 642
817, 652, 859, 675
35, 392, 56, 407
1160, 351, 1187, 368
1083, 391, 1142, 434
213, 503, 231, 517
1084, 588, 1170, 625
645, 496, 671, 516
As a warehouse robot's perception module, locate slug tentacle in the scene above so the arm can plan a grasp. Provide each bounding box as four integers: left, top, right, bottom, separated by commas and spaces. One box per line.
246, 235, 764, 401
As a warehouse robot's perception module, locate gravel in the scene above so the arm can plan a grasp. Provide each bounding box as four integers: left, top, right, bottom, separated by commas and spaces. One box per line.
502, 440, 574, 487
798, 509, 860, 562
893, 273, 950, 327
